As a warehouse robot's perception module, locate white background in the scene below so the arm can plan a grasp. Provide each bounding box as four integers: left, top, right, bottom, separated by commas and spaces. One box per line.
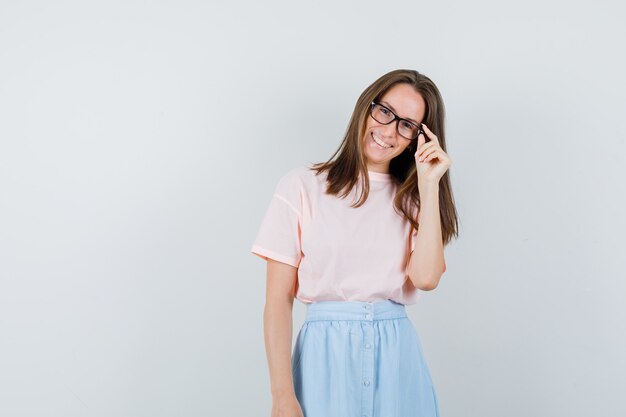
1, 1, 625, 416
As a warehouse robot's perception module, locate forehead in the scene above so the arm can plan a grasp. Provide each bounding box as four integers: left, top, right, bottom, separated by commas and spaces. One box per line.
379, 83, 426, 123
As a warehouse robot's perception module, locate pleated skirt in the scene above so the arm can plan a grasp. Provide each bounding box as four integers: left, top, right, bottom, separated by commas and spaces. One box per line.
291, 299, 440, 417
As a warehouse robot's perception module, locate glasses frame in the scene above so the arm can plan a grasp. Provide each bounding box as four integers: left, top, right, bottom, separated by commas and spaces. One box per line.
369, 101, 424, 141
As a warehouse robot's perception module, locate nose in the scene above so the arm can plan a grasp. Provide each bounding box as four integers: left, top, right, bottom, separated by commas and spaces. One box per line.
379, 120, 399, 140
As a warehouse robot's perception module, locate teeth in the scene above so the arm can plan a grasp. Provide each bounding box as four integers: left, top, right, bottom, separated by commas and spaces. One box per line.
372, 133, 392, 148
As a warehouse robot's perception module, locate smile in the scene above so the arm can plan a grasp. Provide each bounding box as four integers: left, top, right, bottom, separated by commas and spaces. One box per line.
371, 133, 393, 149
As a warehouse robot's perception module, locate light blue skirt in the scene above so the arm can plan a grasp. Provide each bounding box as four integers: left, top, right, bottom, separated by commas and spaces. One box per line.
292, 299, 440, 417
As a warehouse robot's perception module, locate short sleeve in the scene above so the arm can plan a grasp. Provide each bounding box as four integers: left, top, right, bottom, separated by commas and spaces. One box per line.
409, 210, 446, 273
251, 170, 303, 268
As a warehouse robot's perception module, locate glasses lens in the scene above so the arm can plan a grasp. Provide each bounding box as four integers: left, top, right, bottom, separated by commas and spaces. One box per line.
398, 120, 419, 140
371, 103, 421, 140
371, 103, 394, 124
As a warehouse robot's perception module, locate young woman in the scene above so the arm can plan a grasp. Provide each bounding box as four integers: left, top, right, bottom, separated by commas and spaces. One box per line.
251, 69, 458, 417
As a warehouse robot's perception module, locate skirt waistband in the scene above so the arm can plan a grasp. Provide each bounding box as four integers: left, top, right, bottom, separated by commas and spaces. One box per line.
304, 300, 407, 322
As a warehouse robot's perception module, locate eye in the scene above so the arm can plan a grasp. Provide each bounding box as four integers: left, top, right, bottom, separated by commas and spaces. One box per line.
379, 107, 390, 115
400, 121, 414, 130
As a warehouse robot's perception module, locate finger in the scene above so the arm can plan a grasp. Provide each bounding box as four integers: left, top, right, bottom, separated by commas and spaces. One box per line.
421, 123, 439, 145
425, 151, 440, 162
417, 142, 435, 158
416, 131, 426, 153
419, 148, 437, 162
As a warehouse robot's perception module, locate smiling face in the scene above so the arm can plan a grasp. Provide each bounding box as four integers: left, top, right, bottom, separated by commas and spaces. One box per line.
362, 83, 426, 173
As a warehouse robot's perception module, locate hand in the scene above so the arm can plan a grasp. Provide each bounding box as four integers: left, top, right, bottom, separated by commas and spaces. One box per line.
414, 123, 452, 184
271, 395, 305, 417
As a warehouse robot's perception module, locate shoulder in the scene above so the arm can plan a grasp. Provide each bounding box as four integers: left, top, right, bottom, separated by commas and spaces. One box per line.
280, 165, 311, 181
276, 165, 320, 191
271, 165, 315, 199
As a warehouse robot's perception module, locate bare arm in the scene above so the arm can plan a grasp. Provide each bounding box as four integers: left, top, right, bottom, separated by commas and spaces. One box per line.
407, 179, 446, 290
264, 259, 304, 416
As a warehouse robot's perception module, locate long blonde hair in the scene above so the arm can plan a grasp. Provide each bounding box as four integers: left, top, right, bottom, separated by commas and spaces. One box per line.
309, 69, 458, 245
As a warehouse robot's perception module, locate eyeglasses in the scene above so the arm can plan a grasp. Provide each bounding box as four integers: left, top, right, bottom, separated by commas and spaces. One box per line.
369, 101, 423, 140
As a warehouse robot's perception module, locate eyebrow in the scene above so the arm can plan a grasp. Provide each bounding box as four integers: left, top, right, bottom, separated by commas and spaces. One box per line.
381, 100, 419, 125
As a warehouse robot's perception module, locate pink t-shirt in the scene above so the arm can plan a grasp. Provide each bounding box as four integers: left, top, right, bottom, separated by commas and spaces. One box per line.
251, 165, 428, 305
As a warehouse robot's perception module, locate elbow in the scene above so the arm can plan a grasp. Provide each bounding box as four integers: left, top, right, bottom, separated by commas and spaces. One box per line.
408, 271, 444, 291
407, 259, 446, 291
419, 279, 439, 291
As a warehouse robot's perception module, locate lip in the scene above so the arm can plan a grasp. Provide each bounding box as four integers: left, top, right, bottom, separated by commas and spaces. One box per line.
371, 132, 393, 148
